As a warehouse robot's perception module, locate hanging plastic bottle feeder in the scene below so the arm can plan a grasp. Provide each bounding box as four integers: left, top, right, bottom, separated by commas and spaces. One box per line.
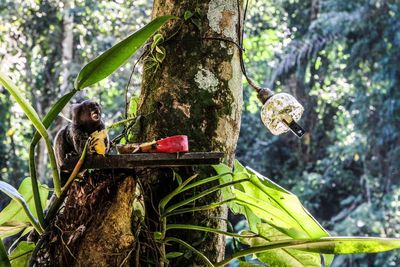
258, 89, 305, 138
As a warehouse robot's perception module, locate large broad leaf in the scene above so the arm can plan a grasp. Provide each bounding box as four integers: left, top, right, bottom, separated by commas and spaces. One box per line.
233, 189, 309, 239
9, 241, 35, 267
219, 236, 400, 266
214, 161, 333, 266
74, 15, 176, 90
290, 237, 400, 254
0, 239, 10, 267
245, 163, 328, 239
0, 178, 48, 225
213, 164, 246, 215
241, 224, 327, 267
214, 161, 329, 239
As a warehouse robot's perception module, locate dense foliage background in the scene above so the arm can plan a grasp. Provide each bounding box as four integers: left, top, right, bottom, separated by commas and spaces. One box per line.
1, 0, 399, 266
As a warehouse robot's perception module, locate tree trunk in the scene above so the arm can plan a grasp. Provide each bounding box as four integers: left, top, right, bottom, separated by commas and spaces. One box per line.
137, 0, 242, 264
33, 1, 242, 265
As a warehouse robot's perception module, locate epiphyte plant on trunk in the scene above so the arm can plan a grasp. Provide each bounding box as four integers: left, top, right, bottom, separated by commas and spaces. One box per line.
148, 160, 400, 266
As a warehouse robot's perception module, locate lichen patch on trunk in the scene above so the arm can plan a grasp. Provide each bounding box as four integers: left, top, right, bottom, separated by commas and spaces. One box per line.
194, 67, 219, 92
228, 52, 243, 120
207, 0, 238, 40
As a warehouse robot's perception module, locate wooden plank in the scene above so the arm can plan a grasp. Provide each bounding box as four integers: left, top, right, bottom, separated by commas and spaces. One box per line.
61, 152, 224, 171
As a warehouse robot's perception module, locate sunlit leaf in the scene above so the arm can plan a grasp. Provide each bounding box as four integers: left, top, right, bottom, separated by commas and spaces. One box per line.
291, 237, 400, 254
74, 15, 176, 90
240, 224, 326, 267
0, 180, 43, 234
0, 178, 48, 225
214, 161, 334, 266
212, 164, 245, 215
9, 241, 35, 267
218, 237, 400, 266
0, 221, 30, 239
128, 96, 140, 117
238, 161, 329, 239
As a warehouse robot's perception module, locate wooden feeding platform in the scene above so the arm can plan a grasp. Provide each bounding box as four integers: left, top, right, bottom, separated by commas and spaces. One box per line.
60, 152, 225, 171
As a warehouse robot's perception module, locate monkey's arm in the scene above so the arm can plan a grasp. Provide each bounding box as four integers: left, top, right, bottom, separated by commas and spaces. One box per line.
71, 127, 90, 155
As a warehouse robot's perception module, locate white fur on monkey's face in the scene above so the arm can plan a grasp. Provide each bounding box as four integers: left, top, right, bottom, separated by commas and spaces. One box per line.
72, 100, 102, 126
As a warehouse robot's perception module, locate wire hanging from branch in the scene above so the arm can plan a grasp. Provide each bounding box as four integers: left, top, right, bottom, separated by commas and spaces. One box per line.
235, 0, 274, 102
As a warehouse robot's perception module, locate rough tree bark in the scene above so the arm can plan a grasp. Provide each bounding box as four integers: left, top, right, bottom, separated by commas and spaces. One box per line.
33, 1, 242, 266
136, 0, 242, 264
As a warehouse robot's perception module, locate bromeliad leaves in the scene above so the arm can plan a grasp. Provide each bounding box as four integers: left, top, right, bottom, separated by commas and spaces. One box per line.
74, 15, 177, 90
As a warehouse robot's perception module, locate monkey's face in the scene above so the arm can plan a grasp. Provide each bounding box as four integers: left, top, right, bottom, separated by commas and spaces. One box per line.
72, 100, 103, 130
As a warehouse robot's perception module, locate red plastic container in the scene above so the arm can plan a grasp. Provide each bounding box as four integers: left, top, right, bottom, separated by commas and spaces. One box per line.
155, 135, 189, 153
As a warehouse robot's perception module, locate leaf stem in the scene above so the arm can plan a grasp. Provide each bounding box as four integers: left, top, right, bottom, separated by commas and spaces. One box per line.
163, 178, 250, 215
166, 224, 257, 239
163, 198, 235, 217
163, 237, 214, 267
28, 90, 77, 227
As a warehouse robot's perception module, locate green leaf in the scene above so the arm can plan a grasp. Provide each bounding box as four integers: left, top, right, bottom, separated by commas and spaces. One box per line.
215, 161, 333, 266
0, 222, 30, 239
240, 224, 326, 267
0, 239, 11, 267
217, 237, 400, 267
74, 15, 176, 90
291, 237, 400, 254
166, 252, 184, 259
151, 34, 164, 50
0, 180, 43, 234
155, 46, 166, 63
154, 232, 163, 240
237, 262, 264, 267
184, 10, 193, 20
0, 178, 48, 225
0, 72, 61, 197
0, 73, 45, 135
9, 241, 35, 267
233, 189, 309, 238
29, 89, 78, 226
250, 168, 328, 238
212, 164, 245, 215
214, 162, 326, 238
128, 96, 140, 117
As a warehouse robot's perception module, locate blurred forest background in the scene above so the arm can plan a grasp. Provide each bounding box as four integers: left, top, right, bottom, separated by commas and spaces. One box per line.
0, 0, 399, 266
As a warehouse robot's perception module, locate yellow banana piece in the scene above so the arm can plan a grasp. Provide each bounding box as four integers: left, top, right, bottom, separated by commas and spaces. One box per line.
90, 129, 109, 156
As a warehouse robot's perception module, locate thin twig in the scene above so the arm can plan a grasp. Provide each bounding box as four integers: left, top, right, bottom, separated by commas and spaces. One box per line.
124, 49, 148, 119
